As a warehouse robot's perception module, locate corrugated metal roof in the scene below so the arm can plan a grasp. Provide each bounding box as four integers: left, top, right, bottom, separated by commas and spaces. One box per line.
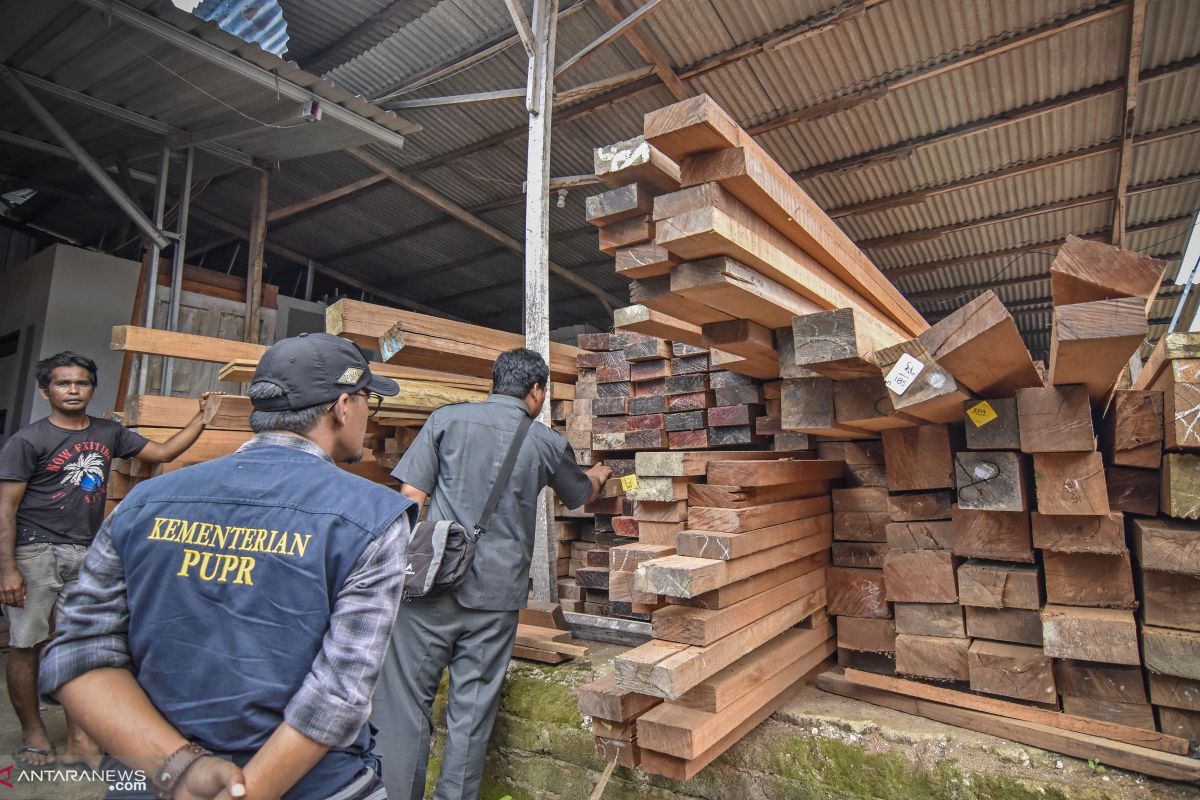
194, 0, 289, 56
6, 0, 1200, 337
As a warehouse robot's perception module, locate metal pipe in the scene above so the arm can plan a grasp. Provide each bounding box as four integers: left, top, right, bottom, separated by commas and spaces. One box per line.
0, 67, 170, 249
161, 147, 194, 394
136, 142, 171, 395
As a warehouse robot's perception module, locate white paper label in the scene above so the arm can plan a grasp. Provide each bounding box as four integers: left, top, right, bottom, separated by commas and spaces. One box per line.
884, 352, 924, 395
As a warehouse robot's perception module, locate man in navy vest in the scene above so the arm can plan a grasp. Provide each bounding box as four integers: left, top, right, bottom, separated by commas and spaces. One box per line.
40, 333, 416, 800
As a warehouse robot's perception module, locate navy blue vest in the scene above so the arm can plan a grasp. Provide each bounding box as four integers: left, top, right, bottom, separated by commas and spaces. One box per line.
110, 443, 410, 799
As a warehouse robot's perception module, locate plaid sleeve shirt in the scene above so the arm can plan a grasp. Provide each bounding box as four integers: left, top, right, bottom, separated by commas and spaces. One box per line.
40, 432, 412, 748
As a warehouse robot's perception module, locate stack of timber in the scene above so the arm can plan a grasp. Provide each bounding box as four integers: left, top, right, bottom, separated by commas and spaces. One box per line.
512, 602, 589, 664
591, 93, 927, 388
594, 450, 841, 778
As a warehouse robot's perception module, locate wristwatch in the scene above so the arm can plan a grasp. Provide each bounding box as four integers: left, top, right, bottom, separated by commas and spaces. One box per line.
154, 742, 212, 799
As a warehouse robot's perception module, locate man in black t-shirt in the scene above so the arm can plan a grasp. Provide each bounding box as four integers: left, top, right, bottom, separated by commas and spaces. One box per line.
0, 352, 215, 771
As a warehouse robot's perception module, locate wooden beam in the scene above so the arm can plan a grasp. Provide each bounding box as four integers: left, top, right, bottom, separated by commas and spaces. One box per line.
245, 170, 268, 344
594, 0, 689, 101
503, 0, 537, 57
347, 148, 619, 312
554, 0, 670, 79
266, 174, 388, 226
1112, 0, 1148, 246
388, 87, 527, 109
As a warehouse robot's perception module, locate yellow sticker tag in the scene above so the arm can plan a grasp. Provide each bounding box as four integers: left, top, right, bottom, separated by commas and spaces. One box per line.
620, 474, 639, 492
967, 400, 998, 428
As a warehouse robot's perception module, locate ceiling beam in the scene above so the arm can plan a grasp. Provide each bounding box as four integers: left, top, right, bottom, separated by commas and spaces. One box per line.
72, 0, 420, 147
1113, 0, 1148, 246
828, 121, 1200, 219
882, 215, 1194, 281
858, 171, 1200, 251
503, 0, 537, 57
388, 87, 527, 110
302, 0, 435, 74
592, 0, 688, 100
923, 282, 1184, 322
554, 0, 670, 79
347, 147, 622, 311
419, 258, 613, 305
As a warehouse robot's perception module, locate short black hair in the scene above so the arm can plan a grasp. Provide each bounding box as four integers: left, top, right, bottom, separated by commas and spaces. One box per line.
491, 348, 549, 399
36, 352, 98, 390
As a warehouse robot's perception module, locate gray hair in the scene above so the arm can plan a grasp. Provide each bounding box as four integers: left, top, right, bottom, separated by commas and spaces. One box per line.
247, 381, 326, 434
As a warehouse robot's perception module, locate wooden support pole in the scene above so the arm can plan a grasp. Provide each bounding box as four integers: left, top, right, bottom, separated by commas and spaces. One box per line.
245, 169, 269, 344
526, 0, 559, 604
1112, 0, 1148, 246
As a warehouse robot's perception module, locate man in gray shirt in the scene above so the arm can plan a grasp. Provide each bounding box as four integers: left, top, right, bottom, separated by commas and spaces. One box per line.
375, 347, 611, 800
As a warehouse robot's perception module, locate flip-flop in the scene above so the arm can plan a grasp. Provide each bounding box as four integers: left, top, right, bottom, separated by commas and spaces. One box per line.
13, 744, 57, 770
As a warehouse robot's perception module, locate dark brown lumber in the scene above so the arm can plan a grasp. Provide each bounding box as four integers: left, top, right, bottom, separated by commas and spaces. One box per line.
968, 640, 1056, 704
834, 510, 890, 542
591, 397, 627, 416
613, 304, 705, 346
1048, 297, 1148, 401
635, 449, 794, 477
780, 377, 871, 437
712, 383, 763, 405
834, 376, 911, 432
512, 645, 567, 664
667, 429, 708, 449
826, 567, 890, 618
1132, 516, 1200, 574
630, 360, 671, 382
885, 521, 955, 551
519, 602, 569, 631
820, 672, 1200, 780
596, 210, 652, 252
577, 673, 661, 722
627, 395, 667, 415
1043, 551, 1136, 608
954, 451, 1029, 512
614, 590, 827, 699
1142, 626, 1200, 680
964, 607, 1043, 646
837, 648, 896, 675
1106, 465, 1161, 516
1149, 673, 1200, 710
918, 290, 1043, 396
674, 552, 831, 610
676, 514, 831, 560
1049, 235, 1166, 311
1032, 512, 1127, 554
637, 537, 828, 598
886, 491, 953, 522
624, 337, 672, 362
874, 339, 970, 424
705, 403, 763, 427
671, 354, 710, 374
1103, 389, 1164, 467
700, 319, 778, 369
1033, 452, 1110, 515
1042, 605, 1140, 665
575, 567, 610, 591
962, 397, 1022, 450
1016, 385, 1095, 453
894, 602, 966, 638
1056, 661, 1147, 704
881, 425, 955, 491
838, 616, 897, 654
883, 550, 958, 603
895, 634, 970, 681
1061, 696, 1156, 731
673, 627, 833, 714
790, 308, 887, 380
664, 411, 705, 431
650, 569, 824, 646
833, 541, 889, 568
671, 256, 822, 329
957, 561, 1042, 610
596, 363, 631, 383
594, 135, 680, 192
636, 623, 833, 759
838, 669, 1190, 759
615, 242, 680, 280
578, 331, 649, 351
1157, 707, 1200, 743
953, 507, 1034, 562
586, 182, 656, 226
666, 390, 715, 412
1161, 453, 1200, 519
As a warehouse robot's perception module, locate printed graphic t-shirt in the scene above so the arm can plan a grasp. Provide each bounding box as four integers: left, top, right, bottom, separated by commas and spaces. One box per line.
0, 417, 149, 545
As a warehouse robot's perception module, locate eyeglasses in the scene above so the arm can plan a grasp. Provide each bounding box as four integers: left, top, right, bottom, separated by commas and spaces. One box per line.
360, 390, 383, 418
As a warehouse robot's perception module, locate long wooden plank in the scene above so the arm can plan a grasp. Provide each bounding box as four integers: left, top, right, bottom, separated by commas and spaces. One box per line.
614, 592, 821, 698
637, 626, 833, 758
670, 256, 823, 329
654, 191, 907, 339
613, 304, 704, 347
645, 95, 924, 335
841, 669, 1190, 756
636, 533, 830, 597
687, 496, 830, 533
576, 673, 661, 722
917, 290, 1042, 396
635, 449, 804, 477
706, 458, 843, 486
676, 513, 831, 560
672, 551, 830, 610
819, 673, 1200, 782
380, 324, 577, 382
123, 394, 251, 430
651, 568, 824, 646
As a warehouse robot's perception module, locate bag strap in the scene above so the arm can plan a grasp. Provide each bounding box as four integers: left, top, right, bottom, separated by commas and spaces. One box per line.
475, 413, 533, 536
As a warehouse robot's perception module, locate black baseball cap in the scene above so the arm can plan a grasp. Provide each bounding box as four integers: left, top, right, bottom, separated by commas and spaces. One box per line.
250, 332, 399, 411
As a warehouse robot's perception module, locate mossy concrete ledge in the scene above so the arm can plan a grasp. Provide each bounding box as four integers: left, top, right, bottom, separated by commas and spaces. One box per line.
404, 647, 1198, 800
